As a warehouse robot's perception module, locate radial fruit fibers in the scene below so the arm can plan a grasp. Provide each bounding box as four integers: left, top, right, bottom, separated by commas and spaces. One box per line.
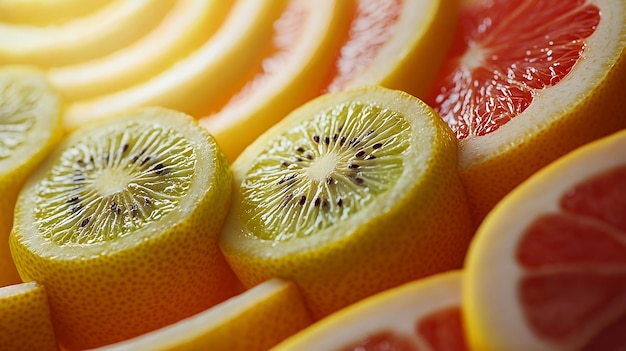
0, 66, 63, 287
272, 270, 468, 351
464, 129, 626, 350
427, 0, 626, 225
219, 86, 474, 319
91, 278, 313, 351
9, 107, 241, 350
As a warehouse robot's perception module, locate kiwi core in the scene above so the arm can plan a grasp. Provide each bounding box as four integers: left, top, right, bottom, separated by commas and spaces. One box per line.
33, 122, 196, 246
240, 102, 411, 242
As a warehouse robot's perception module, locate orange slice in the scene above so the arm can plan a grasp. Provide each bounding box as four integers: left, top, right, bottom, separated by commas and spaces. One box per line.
9, 107, 241, 350
426, 0, 626, 225
323, 0, 458, 100
464, 129, 626, 350
272, 271, 468, 351
91, 278, 312, 351
47, 0, 233, 102
199, 0, 351, 162
0, 281, 58, 351
219, 86, 473, 319
0, 0, 174, 67
63, 0, 288, 130
0, 66, 63, 287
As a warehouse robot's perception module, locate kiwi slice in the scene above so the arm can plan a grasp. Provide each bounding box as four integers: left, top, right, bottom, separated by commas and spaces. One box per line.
220, 86, 474, 319
240, 102, 411, 241
9, 107, 241, 350
0, 65, 62, 287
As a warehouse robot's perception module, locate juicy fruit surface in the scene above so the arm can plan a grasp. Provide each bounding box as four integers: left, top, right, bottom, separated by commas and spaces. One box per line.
430, 0, 599, 138
0, 66, 62, 287
427, 0, 626, 225
220, 86, 473, 319
464, 129, 626, 351
271, 270, 468, 351
9, 108, 241, 350
0, 282, 58, 351
240, 102, 410, 240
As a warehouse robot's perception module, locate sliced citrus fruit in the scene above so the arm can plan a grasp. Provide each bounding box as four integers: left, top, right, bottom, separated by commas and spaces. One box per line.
272, 270, 467, 351
9, 107, 242, 350
0, 281, 58, 351
0, 0, 110, 25
47, 0, 233, 102
0, 0, 174, 67
464, 129, 626, 350
0, 65, 63, 288
91, 278, 312, 351
63, 0, 288, 130
426, 0, 626, 225
322, 0, 458, 100
219, 86, 474, 319
199, 0, 351, 162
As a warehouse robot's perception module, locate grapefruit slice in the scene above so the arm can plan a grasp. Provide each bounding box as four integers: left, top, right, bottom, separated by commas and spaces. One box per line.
63, 0, 288, 130
90, 278, 312, 351
464, 129, 626, 350
219, 86, 473, 319
0, 66, 63, 288
199, 0, 351, 162
0, 0, 174, 67
323, 0, 457, 100
272, 271, 467, 351
9, 107, 242, 350
0, 281, 58, 351
426, 0, 626, 224
47, 0, 233, 102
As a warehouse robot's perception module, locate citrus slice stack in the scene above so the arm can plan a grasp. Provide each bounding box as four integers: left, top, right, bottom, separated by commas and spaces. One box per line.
199, 0, 351, 162
0, 281, 58, 351
272, 270, 467, 351
63, 0, 287, 129
0, 65, 63, 287
91, 278, 312, 351
426, 0, 626, 224
9, 107, 242, 350
0, 0, 110, 25
0, 0, 174, 67
47, 0, 233, 102
219, 86, 474, 319
464, 129, 626, 350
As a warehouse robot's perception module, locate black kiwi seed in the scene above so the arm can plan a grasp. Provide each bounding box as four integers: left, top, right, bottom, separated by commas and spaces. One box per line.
313, 135, 320, 143
324, 136, 330, 144
141, 156, 151, 166
326, 176, 333, 185
67, 196, 79, 204
340, 136, 347, 146
121, 143, 129, 153
80, 216, 90, 228
355, 150, 366, 158
314, 197, 321, 207
354, 177, 364, 184
152, 163, 165, 175
299, 195, 306, 205
348, 163, 359, 169
296, 146, 305, 153
372, 142, 383, 149
337, 198, 343, 207
365, 155, 376, 160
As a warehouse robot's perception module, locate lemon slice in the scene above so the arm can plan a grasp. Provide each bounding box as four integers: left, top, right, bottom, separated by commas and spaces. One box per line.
47, 0, 234, 102
219, 86, 474, 319
0, 281, 58, 351
0, 65, 63, 288
91, 278, 312, 351
9, 107, 241, 350
0, 0, 174, 67
63, 0, 288, 129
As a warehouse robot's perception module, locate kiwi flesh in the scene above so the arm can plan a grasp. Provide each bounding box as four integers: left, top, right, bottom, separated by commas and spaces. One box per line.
240, 102, 411, 241
34, 122, 196, 246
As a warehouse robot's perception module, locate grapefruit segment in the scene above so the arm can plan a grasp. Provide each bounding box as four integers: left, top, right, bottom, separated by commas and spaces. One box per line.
427, 0, 626, 224
464, 129, 626, 350
271, 271, 468, 351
